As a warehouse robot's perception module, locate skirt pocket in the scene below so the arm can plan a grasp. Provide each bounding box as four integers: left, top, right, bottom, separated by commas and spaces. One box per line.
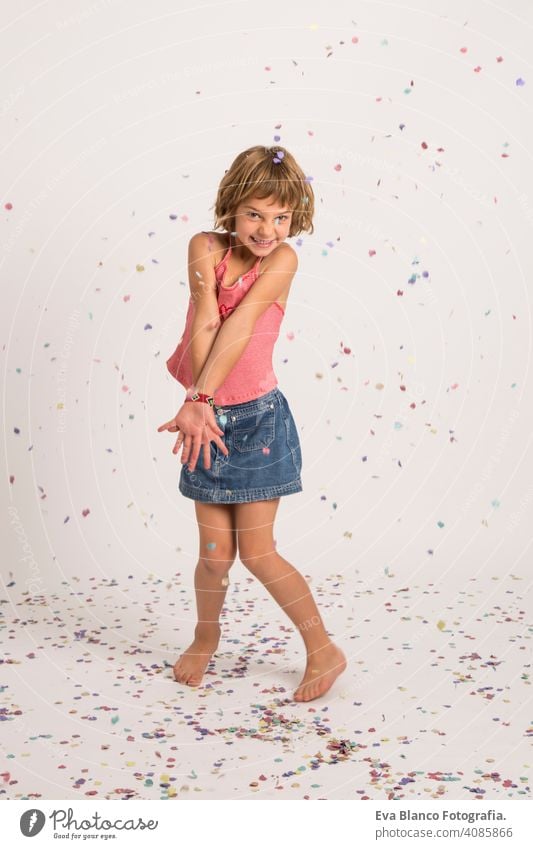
231, 405, 276, 452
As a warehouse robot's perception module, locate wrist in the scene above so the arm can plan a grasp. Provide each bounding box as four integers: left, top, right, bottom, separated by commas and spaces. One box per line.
189, 377, 216, 397
184, 389, 215, 407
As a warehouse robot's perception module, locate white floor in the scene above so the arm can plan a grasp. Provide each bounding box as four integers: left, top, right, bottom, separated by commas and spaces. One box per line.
1, 570, 530, 801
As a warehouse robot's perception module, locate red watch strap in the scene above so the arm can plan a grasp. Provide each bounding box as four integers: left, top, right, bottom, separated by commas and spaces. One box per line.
185, 392, 214, 407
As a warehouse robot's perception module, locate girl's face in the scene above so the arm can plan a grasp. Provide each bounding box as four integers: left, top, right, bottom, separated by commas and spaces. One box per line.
232, 195, 292, 256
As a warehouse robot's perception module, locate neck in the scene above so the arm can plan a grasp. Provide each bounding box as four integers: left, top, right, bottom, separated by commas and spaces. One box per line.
230, 233, 256, 264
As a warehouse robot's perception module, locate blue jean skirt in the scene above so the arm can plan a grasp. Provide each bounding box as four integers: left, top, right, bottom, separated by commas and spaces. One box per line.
178, 387, 303, 503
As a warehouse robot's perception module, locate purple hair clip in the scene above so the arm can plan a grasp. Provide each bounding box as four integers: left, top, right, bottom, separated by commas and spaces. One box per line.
272, 150, 284, 164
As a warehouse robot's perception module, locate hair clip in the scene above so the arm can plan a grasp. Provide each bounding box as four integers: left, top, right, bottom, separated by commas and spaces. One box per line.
272, 150, 284, 164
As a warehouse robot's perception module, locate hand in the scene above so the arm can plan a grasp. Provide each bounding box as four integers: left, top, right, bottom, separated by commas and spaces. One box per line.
157, 401, 229, 471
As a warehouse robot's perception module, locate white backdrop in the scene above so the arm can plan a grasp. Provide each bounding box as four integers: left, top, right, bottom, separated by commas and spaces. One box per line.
1, 0, 532, 803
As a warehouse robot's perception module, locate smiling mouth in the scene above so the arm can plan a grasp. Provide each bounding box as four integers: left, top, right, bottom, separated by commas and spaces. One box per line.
251, 237, 274, 246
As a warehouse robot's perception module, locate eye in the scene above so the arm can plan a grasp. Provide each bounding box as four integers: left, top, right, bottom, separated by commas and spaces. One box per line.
247, 212, 290, 223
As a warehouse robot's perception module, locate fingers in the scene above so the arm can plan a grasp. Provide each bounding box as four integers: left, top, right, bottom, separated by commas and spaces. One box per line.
204, 408, 224, 436
180, 434, 192, 463
180, 429, 204, 467
213, 434, 229, 456
184, 427, 226, 472
166, 415, 227, 472
187, 439, 202, 472
158, 419, 179, 433
202, 440, 211, 470
172, 430, 185, 455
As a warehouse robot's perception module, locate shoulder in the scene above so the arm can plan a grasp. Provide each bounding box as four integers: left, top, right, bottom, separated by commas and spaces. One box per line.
190, 230, 229, 268
262, 242, 298, 273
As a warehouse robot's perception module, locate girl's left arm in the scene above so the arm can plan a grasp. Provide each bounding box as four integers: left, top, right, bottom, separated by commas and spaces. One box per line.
193, 245, 298, 396
162, 245, 297, 473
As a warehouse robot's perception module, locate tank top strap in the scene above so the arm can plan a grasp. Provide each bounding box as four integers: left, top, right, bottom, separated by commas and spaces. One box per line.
214, 233, 232, 277
223, 232, 233, 266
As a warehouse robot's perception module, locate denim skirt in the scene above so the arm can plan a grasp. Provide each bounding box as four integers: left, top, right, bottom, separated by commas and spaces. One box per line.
178, 387, 303, 503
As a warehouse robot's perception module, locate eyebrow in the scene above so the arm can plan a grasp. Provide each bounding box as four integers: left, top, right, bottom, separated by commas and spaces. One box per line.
243, 206, 291, 214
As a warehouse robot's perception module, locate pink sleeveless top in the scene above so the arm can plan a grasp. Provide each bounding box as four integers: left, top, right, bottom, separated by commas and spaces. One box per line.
166, 234, 285, 406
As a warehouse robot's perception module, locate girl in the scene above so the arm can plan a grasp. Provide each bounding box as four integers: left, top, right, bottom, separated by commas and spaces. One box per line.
157, 145, 346, 702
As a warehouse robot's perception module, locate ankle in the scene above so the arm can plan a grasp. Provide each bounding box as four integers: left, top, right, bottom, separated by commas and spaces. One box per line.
304, 638, 336, 657
194, 622, 221, 639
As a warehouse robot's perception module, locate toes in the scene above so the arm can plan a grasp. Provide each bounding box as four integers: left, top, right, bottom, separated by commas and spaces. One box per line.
174, 667, 190, 684
294, 685, 310, 702
294, 677, 326, 702
173, 662, 205, 686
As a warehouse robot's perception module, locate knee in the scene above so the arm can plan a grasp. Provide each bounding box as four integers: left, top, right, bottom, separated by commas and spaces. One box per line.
239, 547, 276, 573
200, 544, 236, 575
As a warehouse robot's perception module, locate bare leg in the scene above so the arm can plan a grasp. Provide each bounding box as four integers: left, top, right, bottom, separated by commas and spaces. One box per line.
235, 499, 347, 702
173, 502, 236, 687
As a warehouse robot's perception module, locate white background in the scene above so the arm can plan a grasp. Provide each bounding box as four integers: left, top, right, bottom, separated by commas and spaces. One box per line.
1, 0, 532, 803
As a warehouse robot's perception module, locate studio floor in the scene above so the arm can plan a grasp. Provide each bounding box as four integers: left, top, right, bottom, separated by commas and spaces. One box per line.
1, 569, 530, 801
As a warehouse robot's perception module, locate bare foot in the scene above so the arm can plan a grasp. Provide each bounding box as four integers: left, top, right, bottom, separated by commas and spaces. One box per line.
293, 643, 347, 702
173, 626, 220, 687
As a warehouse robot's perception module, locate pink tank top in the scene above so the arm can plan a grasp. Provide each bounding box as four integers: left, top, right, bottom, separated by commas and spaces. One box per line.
166, 233, 285, 406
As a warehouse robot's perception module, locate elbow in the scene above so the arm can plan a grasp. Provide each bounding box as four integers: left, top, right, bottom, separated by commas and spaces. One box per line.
192, 313, 221, 334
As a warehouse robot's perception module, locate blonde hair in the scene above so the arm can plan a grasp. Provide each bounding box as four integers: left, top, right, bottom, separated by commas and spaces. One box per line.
212, 145, 315, 237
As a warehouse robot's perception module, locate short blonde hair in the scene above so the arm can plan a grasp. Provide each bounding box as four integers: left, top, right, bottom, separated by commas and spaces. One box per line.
212, 145, 315, 237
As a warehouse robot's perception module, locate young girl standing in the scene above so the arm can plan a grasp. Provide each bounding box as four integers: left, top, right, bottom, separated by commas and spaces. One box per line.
157, 145, 346, 702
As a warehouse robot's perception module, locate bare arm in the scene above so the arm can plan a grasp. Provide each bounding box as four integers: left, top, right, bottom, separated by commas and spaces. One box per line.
187, 232, 223, 383
158, 244, 298, 473
194, 245, 298, 396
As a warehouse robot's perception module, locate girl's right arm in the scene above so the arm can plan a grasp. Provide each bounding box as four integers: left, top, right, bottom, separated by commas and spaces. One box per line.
187, 232, 222, 384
